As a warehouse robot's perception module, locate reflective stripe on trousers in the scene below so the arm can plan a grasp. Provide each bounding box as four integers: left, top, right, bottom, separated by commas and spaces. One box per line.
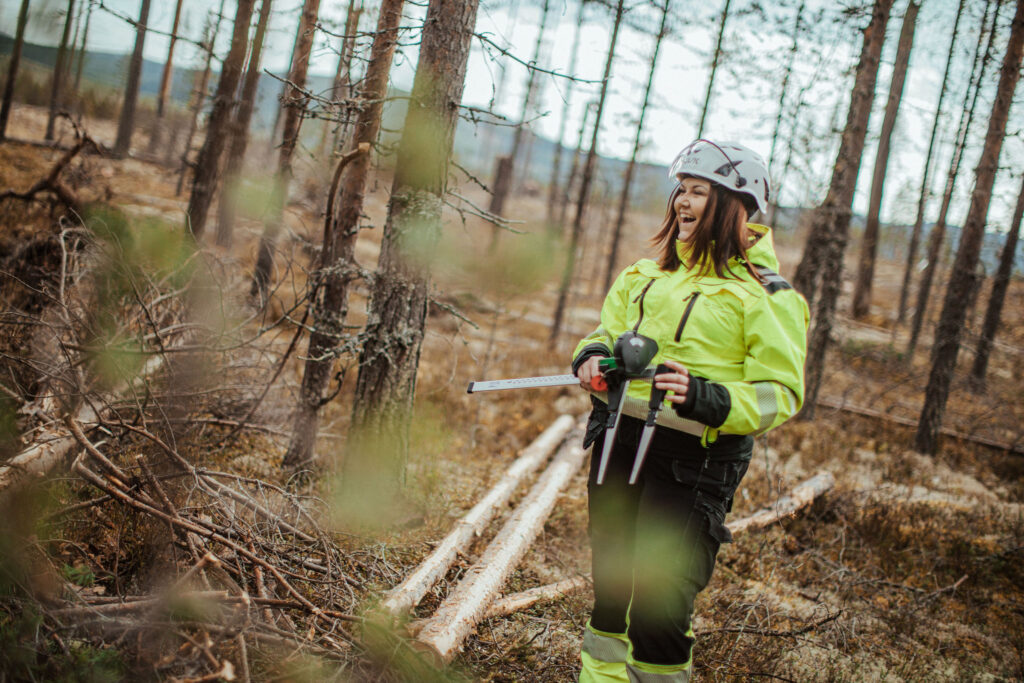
580, 623, 629, 683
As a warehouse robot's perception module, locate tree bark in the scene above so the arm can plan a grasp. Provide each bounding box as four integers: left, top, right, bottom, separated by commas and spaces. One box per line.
545, 0, 585, 225
551, 0, 624, 341
697, 0, 731, 138
969, 174, 1024, 391
896, 0, 964, 326
850, 1, 918, 320
216, 0, 274, 248
381, 415, 576, 617
281, 0, 405, 471
487, 0, 553, 226
250, 0, 322, 303
557, 99, 594, 231
343, 0, 479, 502
798, 0, 893, 421
184, 0, 256, 239
147, 0, 185, 154
413, 438, 587, 661
604, 0, 670, 292
907, 0, 998, 356
914, 0, 1024, 455
175, 0, 227, 195
112, 0, 151, 157
45, 0, 76, 143
0, 0, 31, 141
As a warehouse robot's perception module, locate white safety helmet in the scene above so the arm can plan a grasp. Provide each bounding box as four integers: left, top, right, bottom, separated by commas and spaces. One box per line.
668, 139, 771, 216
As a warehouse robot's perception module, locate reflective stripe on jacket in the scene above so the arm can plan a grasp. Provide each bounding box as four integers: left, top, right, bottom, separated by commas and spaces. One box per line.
572, 225, 809, 443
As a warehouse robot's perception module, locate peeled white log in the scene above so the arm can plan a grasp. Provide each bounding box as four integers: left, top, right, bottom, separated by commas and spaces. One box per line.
413, 437, 587, 661
482, 576, 588, 620
727, 471, 835, 538
381, 414, 577, 617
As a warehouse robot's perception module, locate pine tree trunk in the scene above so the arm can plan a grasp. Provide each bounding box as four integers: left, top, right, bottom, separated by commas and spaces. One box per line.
907, 0, 998, 357
915, 0, 1024, 455
320, 0, 363, 157
969, 173, 1024, 391
551, 0, 624, 341
697, 0, 731, 138
216, 0, 274, 248
112, 0, 151, 157
175, 1, 226, 195
896, 0, 964, 326
557, 100, 594, 231
487, 0, 553, 226
545, 0, 585, 225
799, 0, 894, 421
0, 0, 31, 141
851, 1, 918, 320
343, 0, 479, 505
147, 0, 185, 155
71, 0, 92, 101
605, 0, 670, 292
282, 0, 405, 472
765, 0, 804, 228
251, 0, 322, 303
184, 0, 256, 238
45, 0, 75, 143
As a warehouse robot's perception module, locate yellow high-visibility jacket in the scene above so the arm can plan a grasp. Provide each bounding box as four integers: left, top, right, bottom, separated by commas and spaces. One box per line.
572, 225, 809, 446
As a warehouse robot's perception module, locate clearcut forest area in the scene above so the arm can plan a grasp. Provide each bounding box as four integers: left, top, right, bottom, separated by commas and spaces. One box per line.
1, 0, 1023, 681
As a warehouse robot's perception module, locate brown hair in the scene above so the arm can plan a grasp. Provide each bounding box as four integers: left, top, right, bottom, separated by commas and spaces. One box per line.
650, 178, 752, 278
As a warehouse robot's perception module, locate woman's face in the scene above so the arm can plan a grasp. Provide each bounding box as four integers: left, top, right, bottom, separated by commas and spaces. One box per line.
673, 176, 711, 238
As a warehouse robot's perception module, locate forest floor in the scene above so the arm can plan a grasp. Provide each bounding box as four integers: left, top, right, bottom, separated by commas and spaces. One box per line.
1, 105, 1024, 682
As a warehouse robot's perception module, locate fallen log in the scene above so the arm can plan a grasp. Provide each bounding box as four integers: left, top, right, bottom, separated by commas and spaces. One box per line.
482, 577, 588, 620
816, 397, 1024, 457
381, 414, 578, 618
726, 471, 835, 538
412, 436, 587, 662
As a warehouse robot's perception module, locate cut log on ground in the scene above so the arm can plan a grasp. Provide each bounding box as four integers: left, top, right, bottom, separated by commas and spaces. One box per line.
727, 471, 835, 538
816, 397, 1023, 457
482, 576, 588, 620
0, 350, 172, 502
412, 436, 587, 662
381, 414, 578, 618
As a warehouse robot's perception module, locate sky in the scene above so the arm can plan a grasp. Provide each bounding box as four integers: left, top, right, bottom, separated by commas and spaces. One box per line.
3, 0, 1022, 230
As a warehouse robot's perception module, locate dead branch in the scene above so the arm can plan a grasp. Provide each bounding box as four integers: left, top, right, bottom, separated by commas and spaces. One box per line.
0, 127, 100, 213
697, 609, 842, 639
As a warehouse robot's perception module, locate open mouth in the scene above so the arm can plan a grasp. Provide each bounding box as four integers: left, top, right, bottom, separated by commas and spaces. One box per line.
680, 215, 696, 224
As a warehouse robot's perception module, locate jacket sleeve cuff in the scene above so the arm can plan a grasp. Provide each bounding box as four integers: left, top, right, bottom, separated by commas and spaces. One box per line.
673, 376, 730, 428
572, 343, 611, 375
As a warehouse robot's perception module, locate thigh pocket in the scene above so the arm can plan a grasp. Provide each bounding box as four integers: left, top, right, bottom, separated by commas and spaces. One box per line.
671, 458, 748, 502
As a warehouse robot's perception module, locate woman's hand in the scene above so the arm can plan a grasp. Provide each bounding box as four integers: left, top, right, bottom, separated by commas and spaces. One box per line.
654, 360, 690, 403
576, 356, 606, 390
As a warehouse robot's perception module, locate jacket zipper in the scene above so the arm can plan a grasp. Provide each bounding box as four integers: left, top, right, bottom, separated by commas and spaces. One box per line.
632, 279, 656, 332
674, 292, 700, 342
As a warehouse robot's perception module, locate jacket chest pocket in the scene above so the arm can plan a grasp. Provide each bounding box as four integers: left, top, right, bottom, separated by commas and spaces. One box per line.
669, 287, 746, 363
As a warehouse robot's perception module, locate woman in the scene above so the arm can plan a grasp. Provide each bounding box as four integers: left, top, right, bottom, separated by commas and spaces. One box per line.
572, 139, 809, 682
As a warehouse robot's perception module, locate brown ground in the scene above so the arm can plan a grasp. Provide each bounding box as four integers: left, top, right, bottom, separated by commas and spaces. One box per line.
1, 102, 1023, 681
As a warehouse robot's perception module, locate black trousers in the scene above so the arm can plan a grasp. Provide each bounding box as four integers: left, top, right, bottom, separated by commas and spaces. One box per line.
586, 412, 750, 666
